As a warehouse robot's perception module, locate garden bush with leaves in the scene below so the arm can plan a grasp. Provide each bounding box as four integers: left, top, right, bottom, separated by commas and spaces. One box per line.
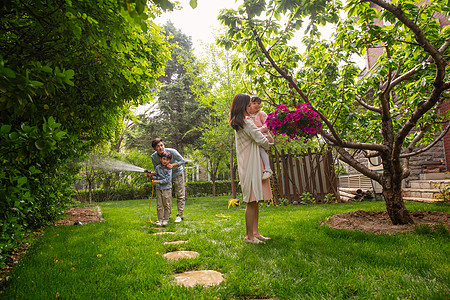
0, 0, 172, 267
0, 118, 78, 267
187, 180, 242, 197
76, 183, 153, 203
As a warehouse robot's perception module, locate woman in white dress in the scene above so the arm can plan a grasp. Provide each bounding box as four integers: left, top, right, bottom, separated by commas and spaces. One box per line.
229, 93, 273, 244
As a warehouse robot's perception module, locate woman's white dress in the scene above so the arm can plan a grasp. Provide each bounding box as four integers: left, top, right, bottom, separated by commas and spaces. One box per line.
235, 119, 273, 203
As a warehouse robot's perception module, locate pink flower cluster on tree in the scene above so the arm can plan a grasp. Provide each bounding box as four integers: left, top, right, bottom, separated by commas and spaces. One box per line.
266, 103, 322, 141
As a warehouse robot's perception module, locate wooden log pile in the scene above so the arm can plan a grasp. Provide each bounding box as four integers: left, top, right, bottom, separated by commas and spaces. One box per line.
338, 187, 374, 202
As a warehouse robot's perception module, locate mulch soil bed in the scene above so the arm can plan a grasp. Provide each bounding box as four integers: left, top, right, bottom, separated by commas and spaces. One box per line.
322, 210, 450, 234
54, 205, 104, 226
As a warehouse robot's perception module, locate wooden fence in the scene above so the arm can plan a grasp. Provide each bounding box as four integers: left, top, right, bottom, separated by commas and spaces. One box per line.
269, 147, 339, 203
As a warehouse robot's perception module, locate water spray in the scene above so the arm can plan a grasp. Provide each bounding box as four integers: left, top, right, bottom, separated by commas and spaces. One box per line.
85, 156, 155, 223
87, 155, 148, 173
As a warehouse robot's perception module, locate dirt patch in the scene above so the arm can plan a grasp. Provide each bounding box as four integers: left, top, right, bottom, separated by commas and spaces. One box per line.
54, 205, 104, 226
322, 210, 450, 234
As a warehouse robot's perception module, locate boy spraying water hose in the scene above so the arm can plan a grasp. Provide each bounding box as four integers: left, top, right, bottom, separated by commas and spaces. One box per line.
146, 151, 173, 226
150, 138, 186, 223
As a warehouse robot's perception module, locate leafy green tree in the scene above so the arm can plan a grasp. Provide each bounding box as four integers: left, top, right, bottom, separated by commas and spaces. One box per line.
219, 0, 450, 224
0, 0, 197, 266
193, 125, 230, 196
125, 22, 211, 155
193, 43, 245, 196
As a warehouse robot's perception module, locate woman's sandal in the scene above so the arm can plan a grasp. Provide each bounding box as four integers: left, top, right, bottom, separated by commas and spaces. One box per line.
244, 237, 264, 244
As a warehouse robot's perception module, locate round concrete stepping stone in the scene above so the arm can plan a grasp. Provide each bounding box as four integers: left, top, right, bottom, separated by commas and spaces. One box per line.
164, 240, 187, 245
153, 227, 165, 231
153, 231, 176, 235
174, 270, 225, 287
163, 250, 199, 261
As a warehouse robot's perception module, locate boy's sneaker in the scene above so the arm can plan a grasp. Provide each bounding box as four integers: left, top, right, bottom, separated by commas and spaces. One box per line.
174, 216, 182, 223
162, 220, 168, 226
155, 220, 162, 226
262, 170, 273, 180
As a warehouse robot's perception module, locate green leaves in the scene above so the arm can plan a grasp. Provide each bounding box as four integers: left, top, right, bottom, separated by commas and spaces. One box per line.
189, 0, 197, 9
218, 0, 450, 153
1, 124, 11, 134
1, 67, 16, 79
0, 0, 176, 270
54, 68, 75, 86
246, 0, 267, 17
8, 131, 19, 140
34, 140, 47, 151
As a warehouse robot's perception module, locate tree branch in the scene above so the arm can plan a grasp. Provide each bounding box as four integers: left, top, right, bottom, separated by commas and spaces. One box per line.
354, 94, 381, 113
244, 5, 308, 103
389, 39, 450, 89
400, 121, 450, 158
320, 127, 388, 152
243, 4, 355, 149
332, 145, 383, 183
369, 0, 447, 67
366, 0, 449, 158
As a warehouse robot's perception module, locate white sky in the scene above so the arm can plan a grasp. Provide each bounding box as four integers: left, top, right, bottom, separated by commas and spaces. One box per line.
153, 1, 364, 67
155, 0, 242, 56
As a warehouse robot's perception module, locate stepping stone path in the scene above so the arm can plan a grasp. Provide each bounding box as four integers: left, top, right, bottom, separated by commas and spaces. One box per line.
163, 250, 199, 260
164, 240, 187, 245
174, 270, 225, 288
155, 229, 225, 287
153, 231, 176, 235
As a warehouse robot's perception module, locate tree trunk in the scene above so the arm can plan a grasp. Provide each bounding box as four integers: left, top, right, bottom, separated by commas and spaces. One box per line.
88, 184, 92, 205
86, 167, 93, 205
230, 137, 237, 198
382, 169, 414, 225
383, 188, 414, 225
113, 135, 124, 152
212, 177, 216, 196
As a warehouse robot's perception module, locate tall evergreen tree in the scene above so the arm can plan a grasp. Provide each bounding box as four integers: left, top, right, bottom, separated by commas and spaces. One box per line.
126, 22, 211, 155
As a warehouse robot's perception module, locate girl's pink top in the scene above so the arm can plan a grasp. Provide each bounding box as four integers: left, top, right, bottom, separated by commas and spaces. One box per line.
249, 111, 274, 144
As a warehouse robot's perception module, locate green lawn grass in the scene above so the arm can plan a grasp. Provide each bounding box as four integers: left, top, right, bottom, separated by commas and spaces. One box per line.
1, 197, 449, 299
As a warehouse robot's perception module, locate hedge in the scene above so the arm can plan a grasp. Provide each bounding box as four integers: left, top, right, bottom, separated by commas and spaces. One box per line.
186, 180, 241, 197
75, 181, 241, 202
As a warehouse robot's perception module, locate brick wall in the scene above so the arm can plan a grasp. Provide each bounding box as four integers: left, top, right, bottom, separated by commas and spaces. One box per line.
440, 100, 450, 172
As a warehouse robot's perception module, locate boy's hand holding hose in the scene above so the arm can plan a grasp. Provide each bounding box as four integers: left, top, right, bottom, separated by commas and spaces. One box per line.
144, 169, 155, 178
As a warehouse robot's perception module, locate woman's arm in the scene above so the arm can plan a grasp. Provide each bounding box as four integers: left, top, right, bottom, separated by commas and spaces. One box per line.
244, 119, 270, 150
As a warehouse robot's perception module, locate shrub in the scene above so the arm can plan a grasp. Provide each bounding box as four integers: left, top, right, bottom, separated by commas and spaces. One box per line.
300, 192, 316, 205
186, 181, 241, 197
75, 181, 242, 202
76, 183, 153, 202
